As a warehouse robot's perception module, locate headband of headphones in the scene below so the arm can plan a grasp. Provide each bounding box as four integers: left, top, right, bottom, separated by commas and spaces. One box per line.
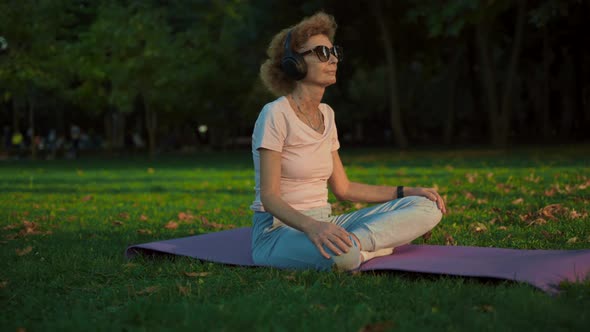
280, 30, 307, 81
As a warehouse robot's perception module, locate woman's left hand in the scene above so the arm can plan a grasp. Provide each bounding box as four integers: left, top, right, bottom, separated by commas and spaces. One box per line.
405, 187, 447, 214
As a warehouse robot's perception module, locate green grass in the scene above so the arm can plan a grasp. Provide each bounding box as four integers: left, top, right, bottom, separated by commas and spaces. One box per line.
1, 146, 590, 331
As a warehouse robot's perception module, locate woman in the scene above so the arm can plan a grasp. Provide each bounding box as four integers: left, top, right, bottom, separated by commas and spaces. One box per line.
251, 12, 445, 271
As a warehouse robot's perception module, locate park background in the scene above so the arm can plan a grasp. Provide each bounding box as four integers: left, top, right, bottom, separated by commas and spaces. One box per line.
1, 1, 590, 331
1, 0, 589, 159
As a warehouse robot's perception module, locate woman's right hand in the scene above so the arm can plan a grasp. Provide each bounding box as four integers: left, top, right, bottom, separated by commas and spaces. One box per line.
304, 220, 353, 259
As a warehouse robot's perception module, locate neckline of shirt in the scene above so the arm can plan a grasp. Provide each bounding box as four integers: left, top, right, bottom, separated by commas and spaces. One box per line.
281, 96, 329, 137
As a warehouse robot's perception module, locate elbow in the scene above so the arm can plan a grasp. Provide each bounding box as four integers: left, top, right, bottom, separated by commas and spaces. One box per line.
332, 185, 350, 201
333, 191, 347, 201
260, 191, 276, 208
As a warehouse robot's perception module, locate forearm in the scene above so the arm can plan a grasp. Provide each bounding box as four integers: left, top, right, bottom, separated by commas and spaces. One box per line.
260, 193, 317, 233
339, 182, 399, 203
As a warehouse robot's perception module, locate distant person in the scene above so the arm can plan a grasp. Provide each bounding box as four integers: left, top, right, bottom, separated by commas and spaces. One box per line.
250, 12, 446, 271
47, 129, 57, 159
132, 132, 145, 149
70, 124, 80, 158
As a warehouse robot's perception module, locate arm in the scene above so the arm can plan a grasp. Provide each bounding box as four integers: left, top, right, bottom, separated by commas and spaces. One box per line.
328, 150, 447, 213
259, 148, 353, 258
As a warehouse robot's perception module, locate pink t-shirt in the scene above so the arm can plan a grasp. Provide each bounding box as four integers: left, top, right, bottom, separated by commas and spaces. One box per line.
250, 96, 340, 212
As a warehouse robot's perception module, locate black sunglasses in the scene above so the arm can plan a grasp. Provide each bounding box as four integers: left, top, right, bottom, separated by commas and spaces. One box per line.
299, 45, 343, 62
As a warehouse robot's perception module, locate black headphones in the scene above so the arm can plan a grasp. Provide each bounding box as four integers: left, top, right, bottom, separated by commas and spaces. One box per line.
280, 30, 307, 81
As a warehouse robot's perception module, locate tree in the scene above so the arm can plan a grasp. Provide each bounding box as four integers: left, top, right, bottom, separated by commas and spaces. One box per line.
0, 0, 71, 159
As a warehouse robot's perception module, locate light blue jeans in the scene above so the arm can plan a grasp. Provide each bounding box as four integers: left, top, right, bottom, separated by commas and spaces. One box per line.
251, 196, 443, 271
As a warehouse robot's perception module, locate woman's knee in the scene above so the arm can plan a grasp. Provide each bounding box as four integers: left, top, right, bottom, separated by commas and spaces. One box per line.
412, 196, 443, 227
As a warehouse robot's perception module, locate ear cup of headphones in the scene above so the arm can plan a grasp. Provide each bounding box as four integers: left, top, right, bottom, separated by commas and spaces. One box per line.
281, 30, 307, 80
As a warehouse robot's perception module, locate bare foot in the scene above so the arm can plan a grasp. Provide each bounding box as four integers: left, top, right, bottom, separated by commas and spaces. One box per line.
360, 247, 394, 263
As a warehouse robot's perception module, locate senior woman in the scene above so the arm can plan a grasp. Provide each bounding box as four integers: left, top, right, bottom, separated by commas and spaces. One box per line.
251, 12, 445, 271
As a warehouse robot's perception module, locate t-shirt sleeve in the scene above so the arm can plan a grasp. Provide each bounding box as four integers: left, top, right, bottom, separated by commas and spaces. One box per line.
252, 105, 287, 152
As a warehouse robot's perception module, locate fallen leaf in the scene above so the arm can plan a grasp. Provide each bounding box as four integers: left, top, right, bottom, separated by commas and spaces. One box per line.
358, 321, 395, 332
33, 203, 40, 209
16, 246, 33, 256
137, 229, 152, 235
496, 183, 512, 193
112, 220, 124, 226
21, 221, 37, 234
81, 195, 93, 202
569, 210, 587, 219
66, 215, 77, 222
184, 271, 210, 277
16, 328, 26, 332
118, 212, 130, 220
2, 224, 19, 230
465, 173, 478, 183
147, 168, 155, 174
527, 218, 547, 227
0, 280, 7, 288
444, 233, 457, 246
470, 222, 487, 233
578, 179, 590, 190
178, 212, 194, 221
136, 286, 159, 295
544, 188, 556, 197
164, 221, 179, 229
498, 226, 508, 230
525, 173, 541, 183
177, 284, 190, 296
200, 216, 225, 229
422, 231, 432, 242
512, 198, 524, 205
4, 233, 18, 240
474, 304, 495, 313
464, 192, 476, 201
540, 204, 564, 220
567, 237, 578, 244
139, 214, 149, 221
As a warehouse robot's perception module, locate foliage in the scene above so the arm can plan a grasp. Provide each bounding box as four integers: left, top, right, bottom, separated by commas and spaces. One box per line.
1, 0, 589, 149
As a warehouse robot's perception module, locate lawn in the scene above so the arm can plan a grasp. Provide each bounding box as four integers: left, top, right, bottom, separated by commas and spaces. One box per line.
1, 146, 590, 331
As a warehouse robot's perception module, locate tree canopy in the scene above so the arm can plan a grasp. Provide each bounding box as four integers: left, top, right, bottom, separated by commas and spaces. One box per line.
1, 0, 588, 156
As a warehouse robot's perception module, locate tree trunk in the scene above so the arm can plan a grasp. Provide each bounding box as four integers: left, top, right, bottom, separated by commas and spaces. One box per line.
28, 97, 36, 160
104, 112, 113, 156
539, 26, 551, 138
475, 21, 501, 144
559, 49, 575, 138
444, 50, 463, 145
467, 35, 483, 142
373, 0, 407, 149
145, 104, 157, 160
12, 98, 19, 136
476, 1, 526, 147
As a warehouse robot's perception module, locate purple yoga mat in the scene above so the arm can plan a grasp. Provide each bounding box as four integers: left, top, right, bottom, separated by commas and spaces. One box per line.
126, 227, 590, 294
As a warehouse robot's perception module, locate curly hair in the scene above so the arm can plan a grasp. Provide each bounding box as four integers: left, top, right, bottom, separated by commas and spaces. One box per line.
259, 11, 337, 97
